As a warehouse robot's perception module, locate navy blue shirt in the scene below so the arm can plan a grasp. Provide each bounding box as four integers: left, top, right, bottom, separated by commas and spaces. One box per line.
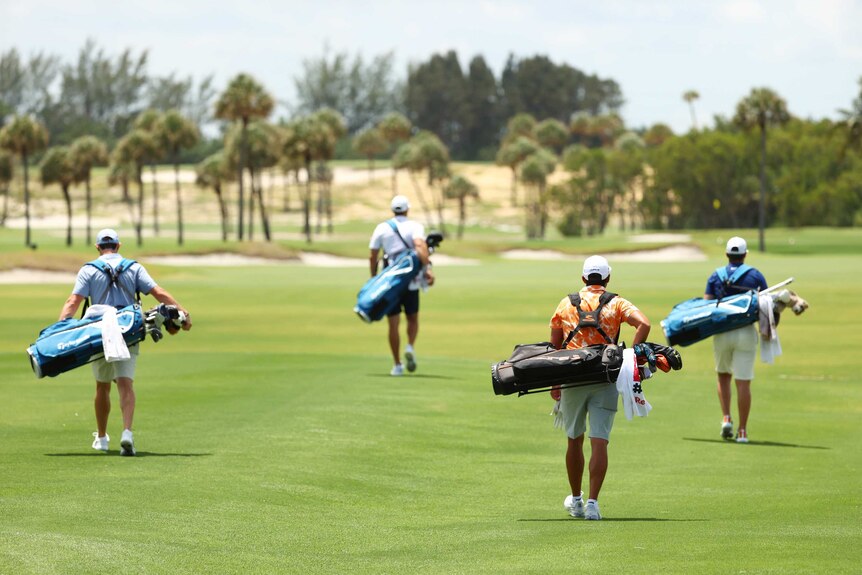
705, 264, 767, 298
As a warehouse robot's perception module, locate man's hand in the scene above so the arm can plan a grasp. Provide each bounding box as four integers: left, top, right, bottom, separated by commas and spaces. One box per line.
425, 268, 435, 286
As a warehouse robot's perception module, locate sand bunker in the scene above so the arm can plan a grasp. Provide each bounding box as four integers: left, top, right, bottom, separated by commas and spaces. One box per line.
0, 269, 77, 284
629, 233, 693, 243
502, 245, 706, 262
0, 246, 692, 284
146, 252, 479, 268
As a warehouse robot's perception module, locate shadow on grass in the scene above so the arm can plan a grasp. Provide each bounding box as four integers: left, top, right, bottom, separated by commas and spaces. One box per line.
518, 517, 705, 522
45, 452, 213, 457
682, 437, 829, 450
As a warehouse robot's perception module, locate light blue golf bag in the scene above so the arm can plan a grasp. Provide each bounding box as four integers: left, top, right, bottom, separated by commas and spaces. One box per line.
660, 292, 759, 347
354, 250, 422, 323
26, 304, 147, 379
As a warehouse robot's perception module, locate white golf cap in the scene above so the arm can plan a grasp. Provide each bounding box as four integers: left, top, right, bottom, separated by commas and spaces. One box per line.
391, 195, 410, 214
96, 228, 119, 245
583, 255, 611, 280
726, 236, 747, 255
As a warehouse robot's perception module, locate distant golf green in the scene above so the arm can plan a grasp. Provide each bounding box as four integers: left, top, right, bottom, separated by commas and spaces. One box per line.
1, 229, 860, 574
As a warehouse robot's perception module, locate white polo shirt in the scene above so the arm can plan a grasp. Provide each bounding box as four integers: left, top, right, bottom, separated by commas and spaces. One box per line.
369, 215, 425, 290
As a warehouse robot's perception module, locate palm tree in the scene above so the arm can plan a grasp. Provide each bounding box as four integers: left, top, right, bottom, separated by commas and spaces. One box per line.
411, 132, 450, 233
195, 152, 231, 242
733, 87, 790, 252
108, 159, 138, 236
114, 130, 159, 246
377, 112, 412, 192
496, 136, 538, 206
157, 110, 200, 246
0, 150, 13, 226
683, 90, 700, 131
225, 120, 281, 241
40, 146, 77, 246
591, 114, 625, 147
311, 108, 346, 234
278, 122, 304, 214
214, 73, 275, 241
443, 174, 479, 239
134, 109, 165, 235
504, 113, 537, 142
353, 127, 387, 181
282, 118, 315, 243
0, 115, 49, 247
534, 119, 569, 153
69, 135, 108, 244
569, 111, 594, 147
520, 148, 557, 239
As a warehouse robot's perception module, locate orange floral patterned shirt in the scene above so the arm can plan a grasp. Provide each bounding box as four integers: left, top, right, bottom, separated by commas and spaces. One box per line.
549, 285, 640, 349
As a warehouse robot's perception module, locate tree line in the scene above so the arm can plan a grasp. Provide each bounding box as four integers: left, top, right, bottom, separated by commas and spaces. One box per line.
1, 37, 860, 250
501, 81, 862, 250
1, 40, 622, 162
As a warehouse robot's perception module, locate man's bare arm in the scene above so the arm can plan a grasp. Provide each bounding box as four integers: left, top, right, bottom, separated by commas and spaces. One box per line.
625, 310, 651, 345
369, 249, 380, 277
59, 294, 86, 320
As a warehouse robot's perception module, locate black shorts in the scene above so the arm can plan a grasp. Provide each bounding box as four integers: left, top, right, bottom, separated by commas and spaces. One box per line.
387, 289, 420, 316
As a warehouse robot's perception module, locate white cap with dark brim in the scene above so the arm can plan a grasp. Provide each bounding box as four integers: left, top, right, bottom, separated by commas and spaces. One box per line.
96, 228, 120, 245
726, 236, 747, 255
582, 255, 611, 280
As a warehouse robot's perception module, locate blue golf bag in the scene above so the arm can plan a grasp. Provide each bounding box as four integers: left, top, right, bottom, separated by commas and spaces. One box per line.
26, 304, 147, 379
661, 291, 759, 347
354, 250, 422, 323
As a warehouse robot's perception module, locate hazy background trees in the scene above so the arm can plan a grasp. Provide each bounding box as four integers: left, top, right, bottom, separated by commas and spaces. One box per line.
1, 38, 861, 249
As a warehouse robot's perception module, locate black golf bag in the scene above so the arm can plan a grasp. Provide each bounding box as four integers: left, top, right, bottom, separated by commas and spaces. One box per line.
491, 341, 683, 397
491, 343, 624, 396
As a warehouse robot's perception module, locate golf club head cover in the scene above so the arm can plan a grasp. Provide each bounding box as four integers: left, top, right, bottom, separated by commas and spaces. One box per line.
645, 342, 683, 371
633, 343, 657, 371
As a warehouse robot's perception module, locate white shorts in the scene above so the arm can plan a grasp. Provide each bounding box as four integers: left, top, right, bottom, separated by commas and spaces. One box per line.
91, 344, 140, 382
712, 324, 757, 380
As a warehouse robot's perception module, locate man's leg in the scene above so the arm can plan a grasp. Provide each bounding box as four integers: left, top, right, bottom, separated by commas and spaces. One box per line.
588, 437, 609, 500
716, 372, 733, 419
406, 313, 419, 347
566, 434, 585, 497
735, 379, 751, 431
387, 313, 401, 366
115, 377, 136, 432
94, 381, 111, 437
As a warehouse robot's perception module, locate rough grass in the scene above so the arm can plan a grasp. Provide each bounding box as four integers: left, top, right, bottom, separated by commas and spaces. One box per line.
1, 239, 861, 574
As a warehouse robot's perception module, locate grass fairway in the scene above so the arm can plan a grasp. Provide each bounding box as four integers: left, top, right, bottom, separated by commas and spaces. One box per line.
1, 247, 861, 574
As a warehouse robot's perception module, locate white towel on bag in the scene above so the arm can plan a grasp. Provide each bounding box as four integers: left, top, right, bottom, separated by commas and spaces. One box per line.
758, 295, 782, 364
100, 307, 130, 362
616, 348, 652, 420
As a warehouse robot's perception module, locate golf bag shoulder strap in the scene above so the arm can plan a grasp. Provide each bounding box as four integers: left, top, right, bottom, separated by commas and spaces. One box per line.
563, 291, 619, 346
386, 219, 413, 252
83, 258, 140, 316
715, 264, 753, 298
716, 264, 752, 286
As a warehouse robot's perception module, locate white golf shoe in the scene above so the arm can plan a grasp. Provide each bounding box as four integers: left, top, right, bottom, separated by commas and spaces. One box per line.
405, 345, 417, 373
390, 364, 404, 376
721, 418, 733, 440
120, 429, 136, 456
92, 432, 109, 452
736, 429, 749, 444
585, 500, 602, 521
564, 493, 585, 518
